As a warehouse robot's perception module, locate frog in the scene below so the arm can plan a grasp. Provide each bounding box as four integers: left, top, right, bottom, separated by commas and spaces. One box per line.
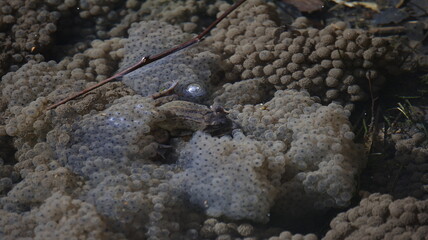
150, 98, 233, 162
155, 100, 232, 137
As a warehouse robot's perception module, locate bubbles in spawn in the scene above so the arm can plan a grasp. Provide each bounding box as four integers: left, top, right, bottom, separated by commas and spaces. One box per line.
178, 82, 207, 102
187, 83, 204, 95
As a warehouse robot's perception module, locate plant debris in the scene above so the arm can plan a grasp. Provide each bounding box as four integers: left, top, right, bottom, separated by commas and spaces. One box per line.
331, 0, 380, 12
281, 0, 324, 13
373, 8, 409, 25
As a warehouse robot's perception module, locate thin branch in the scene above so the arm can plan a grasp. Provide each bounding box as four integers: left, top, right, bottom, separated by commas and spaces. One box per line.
46, 0, 247, 110
151, 81, 179, 99
368, 26, 406, 35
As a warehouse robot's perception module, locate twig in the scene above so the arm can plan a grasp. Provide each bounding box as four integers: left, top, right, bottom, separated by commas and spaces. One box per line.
368, 26, 406, 35
46, 0, 248, 110
151, 81, 179, 99
395, 0, 407, 8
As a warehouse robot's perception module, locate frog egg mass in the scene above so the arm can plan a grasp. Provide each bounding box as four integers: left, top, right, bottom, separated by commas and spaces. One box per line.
1, 0, 423, 239
120, 21, 220, 102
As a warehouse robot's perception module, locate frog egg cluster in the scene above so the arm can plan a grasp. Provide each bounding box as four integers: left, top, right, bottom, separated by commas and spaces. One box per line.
121, 20, 191, 66
81, 162, 181, 238
171, 130, 288, 223
2, 134, 61, 209
212, 78, 273, 108
1, 37, 125, 161
324, 193, 428, 240
0, 192, 123, 240
2, 166, 78, 209
44, 95, 197, 238
33, 192, 122, 240
52, 95, 161, 176
120, 20, 220, 102
0, 37, 123, 110
207, 0, 403, 108
0, 0, 126, 75
273, 19, 398, 106
205, 0, 280, 81
230, 90, 318, 142
0, 0, 60, 75
12, 140, 57, 181
30, 0, 131, 40
138, 0, 218, 26
387, 145, 428, 200
105, 0, 222, 38
363, 125, 428, 200
198, 217, 318, 239
1, 61, 61, 108
0, 210, 28, 239
199, 218, 245, 238
4, 97, 49, 139
0, 157, 19, 196
268, 231, 318, 240
284, 102, 364, 208
229, 89, 365, 213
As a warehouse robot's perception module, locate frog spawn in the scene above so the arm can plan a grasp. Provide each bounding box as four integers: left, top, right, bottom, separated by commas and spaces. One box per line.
49, 96, 193, 238
105, 18, 364, 224
121, 20, 221, 104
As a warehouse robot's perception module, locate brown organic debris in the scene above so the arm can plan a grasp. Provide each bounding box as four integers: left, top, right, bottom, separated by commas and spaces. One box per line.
281, 0, 324, 13
330, 0, 380, 12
